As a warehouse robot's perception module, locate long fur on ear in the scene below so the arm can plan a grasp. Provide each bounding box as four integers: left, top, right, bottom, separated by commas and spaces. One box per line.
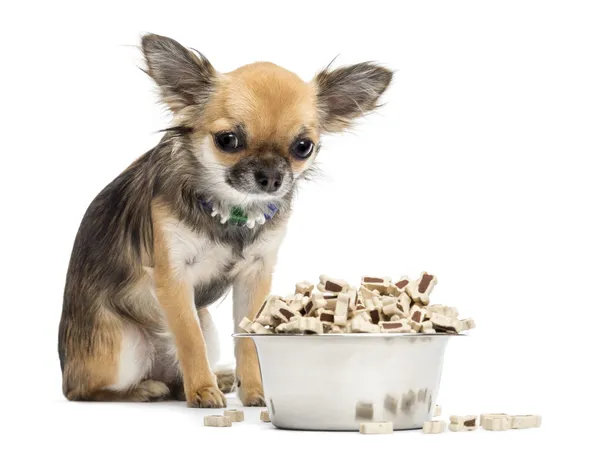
141, 33, 216, 113
314, 62, 393, 133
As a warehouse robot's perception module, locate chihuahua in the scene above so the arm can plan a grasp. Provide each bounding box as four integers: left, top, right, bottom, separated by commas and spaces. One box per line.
58, 33, 392, 407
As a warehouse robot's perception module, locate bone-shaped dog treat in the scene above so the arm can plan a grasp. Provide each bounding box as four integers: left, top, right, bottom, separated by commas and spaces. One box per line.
297, 317, 323, 334
393, 276, 411, 292
422, 420, 446, 434
284, 293, 306, 311
346, 288, 359, 310
449, 415, 478, 431
238, 317, 253, 333
351, 316, 380, 333
318, 275, 349, 293
380, 320, 411, 333
270, 299, 301, 323
334, 292, 351, 325
203, 415, 232, 427
407, 272, 437, 305
223, 409, 244, 422
430, 313, 462, 333
510, 415, 542, 429
460, 318, 476, 331
481, 414, 511, 431
316, 309, 335, 324
304, 292, 328, 316
250, 322, 273, 334
434, 405, 442, 417
361, 276, 392, 293
253, 295, 280, 325
359, 422, 393, 434
398, 292, 412, 316
295, 280, 314, 297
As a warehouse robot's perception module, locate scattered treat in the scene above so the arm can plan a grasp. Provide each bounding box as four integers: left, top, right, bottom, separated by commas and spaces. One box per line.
240, 272, 473, 335
359, 422, 393, 434
482, 415, 511, 431
449, 415, 478, 432
407, 272, 437, 305
511, 415, 542, 429
318, 275, 349, 293
260, 410, 271, 422
223, 409, 244, 422
422, 420, 446, 434
434, 405, 442, 417
295, 281, 314, 296
355, 402, 374, 420
203, 415, 233, 427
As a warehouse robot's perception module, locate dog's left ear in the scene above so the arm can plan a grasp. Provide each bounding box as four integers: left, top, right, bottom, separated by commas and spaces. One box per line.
141, 33, 216, 113
313, 62, 393, 133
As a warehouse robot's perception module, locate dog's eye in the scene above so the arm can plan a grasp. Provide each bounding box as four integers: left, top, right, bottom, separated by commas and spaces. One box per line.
214, 132, 242, 152
291, 139, 314, 159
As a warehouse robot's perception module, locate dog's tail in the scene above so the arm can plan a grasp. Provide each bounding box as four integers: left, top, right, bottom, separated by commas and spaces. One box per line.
214, 363, 236, 394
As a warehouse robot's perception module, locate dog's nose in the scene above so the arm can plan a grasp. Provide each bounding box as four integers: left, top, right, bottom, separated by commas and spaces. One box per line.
254, 169, 283, 193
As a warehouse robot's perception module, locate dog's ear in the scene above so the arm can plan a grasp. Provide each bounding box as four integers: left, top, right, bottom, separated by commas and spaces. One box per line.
141, 33, 216, 113
313, 62, 393, 133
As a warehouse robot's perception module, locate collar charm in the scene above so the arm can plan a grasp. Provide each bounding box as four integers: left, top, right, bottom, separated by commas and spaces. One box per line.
198, 198, 278, 229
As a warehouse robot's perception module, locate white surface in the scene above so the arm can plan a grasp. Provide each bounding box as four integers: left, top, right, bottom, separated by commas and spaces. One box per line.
1, 0, 598, 448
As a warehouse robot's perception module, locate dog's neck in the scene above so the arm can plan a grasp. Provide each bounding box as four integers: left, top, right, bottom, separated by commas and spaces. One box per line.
197, 195, 280, 229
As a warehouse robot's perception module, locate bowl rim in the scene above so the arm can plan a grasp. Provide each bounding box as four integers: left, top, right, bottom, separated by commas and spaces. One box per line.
232, 332, 467, 338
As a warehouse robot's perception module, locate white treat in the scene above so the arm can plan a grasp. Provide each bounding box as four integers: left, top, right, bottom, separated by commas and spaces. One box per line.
434, 405, 442, 417
250, 322, 273, 334
238, 317, 253, 333
295, 280, 314, 296
334, 292, 350, 325
359, 422, 393, 434
223, 409, 244, 422
481, 415, 511, 431
511, 415, 542, 429
203, 415, 232, 427
298, 317, 324, 334
422, 420, 446, 434
270, 299, 301, 323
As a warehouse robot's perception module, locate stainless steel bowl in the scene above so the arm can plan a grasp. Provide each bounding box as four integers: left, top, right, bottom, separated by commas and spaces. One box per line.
233, 333, 462, 431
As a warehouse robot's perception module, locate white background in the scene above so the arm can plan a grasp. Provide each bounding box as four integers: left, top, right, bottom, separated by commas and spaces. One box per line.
1, 0, 598, 449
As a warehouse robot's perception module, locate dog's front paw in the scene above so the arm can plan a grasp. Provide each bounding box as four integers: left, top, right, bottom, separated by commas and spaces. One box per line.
186, 385, 226, 408
238, 382, 265, 407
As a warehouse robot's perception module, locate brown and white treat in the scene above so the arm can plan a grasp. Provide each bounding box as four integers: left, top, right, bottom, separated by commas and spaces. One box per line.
238, 317, 253, 333
317, 275, 349, 293
510, 415, 542, 429
223, 409, 244, 422
361, 276, 391, 293
407, 272, 437, 305
449, 415, 478, 432
359, 422, 393, 434
382, 301, 404, 317
286, 293, 306, 311
203, 415, 233, 427
317, 309, 335, 324
304, 292, 328, 316
346, 288, 359, 310
422, 420, 446, 434
393, 276, 411, 293
398, 292, 412, 316
334, 292, 351, 325
295, 280, 314, 297
430, 313, 462, 333
260, 410, 271, 422
481, 414, 511, 431
270, 299, 301, 323
380, 320, 411, 333
351, 316, 380, 333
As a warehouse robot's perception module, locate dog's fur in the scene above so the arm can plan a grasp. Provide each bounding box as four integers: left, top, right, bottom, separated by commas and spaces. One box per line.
58, 33, 392, 407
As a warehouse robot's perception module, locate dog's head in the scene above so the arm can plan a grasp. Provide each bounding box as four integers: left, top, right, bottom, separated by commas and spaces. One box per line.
141, 33, 392, 206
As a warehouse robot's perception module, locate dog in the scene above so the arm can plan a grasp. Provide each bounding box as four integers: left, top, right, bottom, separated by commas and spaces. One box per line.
58, 33, 392, 407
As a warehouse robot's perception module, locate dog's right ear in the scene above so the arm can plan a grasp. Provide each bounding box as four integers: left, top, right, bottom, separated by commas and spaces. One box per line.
141, 33, 216, 113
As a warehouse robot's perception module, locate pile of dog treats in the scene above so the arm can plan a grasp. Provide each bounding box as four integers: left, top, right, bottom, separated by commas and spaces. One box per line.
239, 272, 475, 335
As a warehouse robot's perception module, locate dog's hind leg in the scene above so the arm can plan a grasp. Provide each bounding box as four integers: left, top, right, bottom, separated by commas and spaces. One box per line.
61, 309, 168, 402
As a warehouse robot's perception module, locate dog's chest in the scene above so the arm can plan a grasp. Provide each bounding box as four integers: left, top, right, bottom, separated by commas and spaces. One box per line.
162, 219, 270, 288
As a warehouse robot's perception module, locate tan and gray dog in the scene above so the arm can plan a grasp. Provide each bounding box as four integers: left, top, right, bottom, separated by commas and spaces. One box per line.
58, 33, 392, 407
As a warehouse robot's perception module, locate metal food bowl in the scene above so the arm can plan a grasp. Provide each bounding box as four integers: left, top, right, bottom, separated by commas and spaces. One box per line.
233, 333, 462, 431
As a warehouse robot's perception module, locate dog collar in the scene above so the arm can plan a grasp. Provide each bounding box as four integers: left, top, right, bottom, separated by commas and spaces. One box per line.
198, 198, 278, 229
